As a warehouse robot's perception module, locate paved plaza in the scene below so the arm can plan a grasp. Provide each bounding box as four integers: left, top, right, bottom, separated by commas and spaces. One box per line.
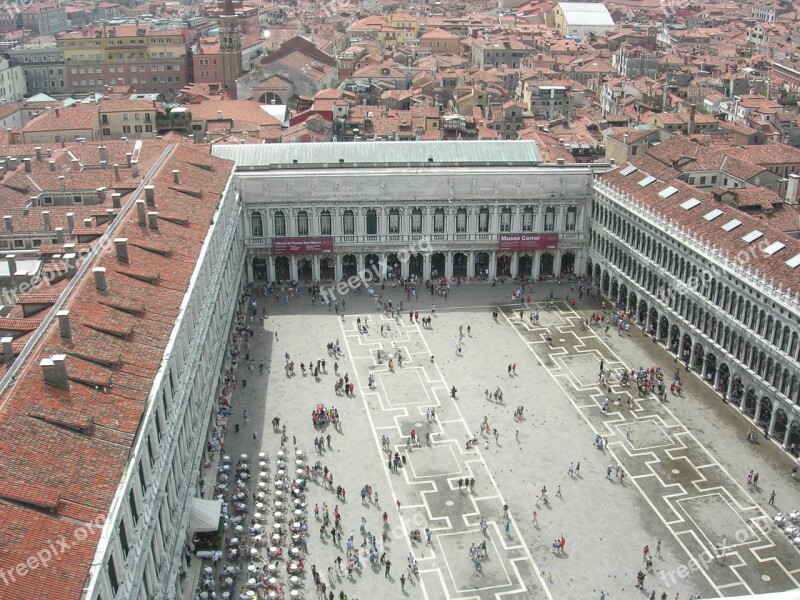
191, 281, 800, 600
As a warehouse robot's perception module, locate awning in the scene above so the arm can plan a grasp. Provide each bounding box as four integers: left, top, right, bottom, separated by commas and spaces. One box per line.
188, 497, 223, 532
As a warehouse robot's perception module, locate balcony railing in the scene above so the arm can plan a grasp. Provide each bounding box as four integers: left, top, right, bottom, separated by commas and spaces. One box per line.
244, 231, 584, 247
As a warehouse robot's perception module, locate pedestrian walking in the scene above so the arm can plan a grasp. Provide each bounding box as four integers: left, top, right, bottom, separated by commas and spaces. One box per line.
568, 462, 574, 476
575, 461, 581, 476
400, 574, 406, 591
385, 559, 391, 577
769, 490, 776, 506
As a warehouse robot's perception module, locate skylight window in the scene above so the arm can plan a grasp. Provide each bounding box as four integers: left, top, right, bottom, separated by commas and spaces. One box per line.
638, 175, 656, 187
680, 198, 701, 210
786, 253, 800, 268
619, 165, 638, 176
742, 230, 764, 244
762, 241, 785, 256
658, 186, 679, 198
721, 219, 742, 232
703, 208, 723, 221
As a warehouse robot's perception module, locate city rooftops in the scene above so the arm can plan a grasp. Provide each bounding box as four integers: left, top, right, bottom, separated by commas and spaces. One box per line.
211, 140, 541, 170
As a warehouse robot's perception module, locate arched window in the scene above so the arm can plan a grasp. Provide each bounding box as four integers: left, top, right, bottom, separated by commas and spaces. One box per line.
522, 207, 533, 232
544, 207, 556, 231
342, 210, 355, 235
273, 210, 286, 237
500, 207, 512, 232
455, 208, 467, 233
366, 209, 377, 235
565, 206, 577, 231
410, 208, 423, 234
297, 210, 309, 236
251, 212, 263, 237
478, 208, 490, 232
319, 210, 332, 236
388, 208, 400, 234
433, 208, 445, 233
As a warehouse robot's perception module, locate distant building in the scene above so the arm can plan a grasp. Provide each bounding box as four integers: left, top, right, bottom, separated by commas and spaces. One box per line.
551, 2, 615, 39
0, 58, 27, 103
9, 38, 66, 95
219, 0, 243, 97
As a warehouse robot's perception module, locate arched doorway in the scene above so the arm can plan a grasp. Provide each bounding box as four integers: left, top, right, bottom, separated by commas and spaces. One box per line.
658, 316, 669, 342
259, 91, 283, 104
386, 253, 401, 280
669, 325, 680, 353
431, 252, 445, 278
342, 254, 357, 279
275, 255, 290, 281
628, 292, 638, 315
560, 251, 575, 275
601, 271, 609, 293
610, 278, 619, 301
593, 264, 601, 288
409, 253, 423, 278
587, 257, 593, 279
648, 307, 658, 336
705, 353, 717, 385
773, 408, 788, 441
681, 334, 692, 363
365, 253, 381, 280
320, 257, 334, 281
619, 285, 628, 309
757, 396, 773, 427
540, 252, 554, 277
475, 252, 490, 278
638, 300, 648, 325
743, 387, 757, 417
496, 254, 512, 278
718, 363, 730, 396
787, 422, 800, 456
453, 252, 467, 278
692, 343, 705, 372
730, 375, 743, 401
253, 256, 267, 280
518, 254, 532, 279
297, 257, 312, 282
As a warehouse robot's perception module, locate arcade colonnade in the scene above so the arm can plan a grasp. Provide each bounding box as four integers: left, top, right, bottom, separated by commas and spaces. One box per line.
590, 180, 800, 454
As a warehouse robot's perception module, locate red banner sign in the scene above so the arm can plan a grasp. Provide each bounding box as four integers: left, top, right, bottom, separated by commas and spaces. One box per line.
272, 237, 334, 255
498, 233, 559, 251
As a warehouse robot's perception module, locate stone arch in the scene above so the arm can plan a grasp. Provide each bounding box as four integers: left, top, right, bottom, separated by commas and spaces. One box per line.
540, 252, 555, 277
787, 421, 800, 456
705, 352, 717, 386
274, 255, 290, 281
757, 396, 773, 427
297, 256, 313, 282
431, 252, 446, 278
259, 91, 283, 105
252, 256, 267, 280
560, 251, 575, 275
692, 343, 705, 372
681, 334, 692, 363
743, 387, 757, 417
342, 254, 357, 278
453, 252, 468, 278
773, 408, 788, 441
718, 363, 730, 395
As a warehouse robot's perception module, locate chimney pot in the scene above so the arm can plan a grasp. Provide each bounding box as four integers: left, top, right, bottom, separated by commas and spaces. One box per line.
23, 158, 31, 172
114, 238, 129, 262
125, 152, 132, 165
144, 185, 155, 206
40, 354, 69, 390
42, 211, 51, 231
172, 169, 180, 184
96, 187, 107, 201
64, 253, 77, 275
93, 267, 107, 291
111, 193, 122, 208
57, 310, 71, 340
113, 164, 120, 180
148, 211, 159, 229
131, 160, 139, 178
1, 336, 13, 365
48, 160, 55, 172
35, 147, 42, 160
83, 218, 93, 228
6, 254, 16, 275
58, 175, 66, 191
55, 227, 65, 243
66, 213, 74, 235
136, 200, 147, 226
98, 146, 107, 163
3, 215, 12, 232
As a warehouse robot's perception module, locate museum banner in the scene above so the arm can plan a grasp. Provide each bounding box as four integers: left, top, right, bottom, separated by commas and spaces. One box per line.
272, 237, 334, 255
498, 233, 559, 251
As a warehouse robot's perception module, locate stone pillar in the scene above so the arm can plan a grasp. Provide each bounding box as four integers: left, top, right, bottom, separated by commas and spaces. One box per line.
357, 254, 365, 275
289, 256, 298, 282
267, 256, 276, 283
467, 251, 475, 277
379, 252, 388, 280
689, 343, 697, 370
489, 250, 497, 279
713, 366, 721, 391
423, 253, 431, 281
401, 256, 410, 280
753, 398, 762, 425
555, 249, 563, 278
246, 255, 254, 282
511, 251, 518, 278
739, 390, 747, 413
533, 251, 541, 279
335, 254, 343, 281
312, 255, 321, 282
768, 406, 778, 437
445, 251, 453, 279
783, 420, 792, 448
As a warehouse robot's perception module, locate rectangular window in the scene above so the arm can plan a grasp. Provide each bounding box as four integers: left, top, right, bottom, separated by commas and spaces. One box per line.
107, 556, 119, 595
411, 211, 422, 233
544, 210, 555, 231
119, 521, 129, 558
433, 211, 444, 233
134, 125, 142, 133
478, 210, 489, 232
500, 211, 511, 232
565, 210, 576, 231
123, 125, 130, 133
455, 211, 466, 233
343, 212, 354, 235
388, 212, 399, 234
522, 209, 533, 232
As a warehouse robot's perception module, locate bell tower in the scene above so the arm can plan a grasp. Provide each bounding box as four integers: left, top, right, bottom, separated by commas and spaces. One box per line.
219, 0, 242, 96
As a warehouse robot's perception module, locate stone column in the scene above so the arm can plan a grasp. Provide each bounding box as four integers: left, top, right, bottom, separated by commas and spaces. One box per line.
400, 255, 410, 280
379, 252, 388, 280
335, 254, 343, 281
768, 406, 778, 437
753, 398, 762, 424
445, 251, 453, 279
467, 251, 475, 277
357, 253, 365, 275
267, 256, 276, 283
312, 255, 321, 282
246, 255, 254, 282
533, 251, 541, 279
423, 253, 432, 280
489, 250, 497, 279
783, 421, 792, 448
511, 251, 518, 278
289, 255, 298, 282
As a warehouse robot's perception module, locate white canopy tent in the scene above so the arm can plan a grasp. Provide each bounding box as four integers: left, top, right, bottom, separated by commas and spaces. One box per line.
188, 497, 223, 532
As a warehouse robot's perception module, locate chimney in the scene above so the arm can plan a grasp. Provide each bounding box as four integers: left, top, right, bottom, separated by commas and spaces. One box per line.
64, 253, 77, 276
48, 160, 56, 172
98, 146, 107, 163
125, 152, 132, 166
23, 158, 31, 172
131, 160, 139, 178
3, 215, 12, 232
6, 254, 16, 275
0, 160, 6, 176
786, 173, 800, 205
148, 211, 159, 229
40, 354, 69, 390
136, 200, 146, 226
83, 218, 92, 228
55, 227, 65, 244
35, 147, 42, 160
111, 192, 122, 208
688, 105, 696, 136
8, 157, 18, 170
93, 267, 107, 291
556, 158, 565, 165
57, 310, 71, 340
58, 175, 66, 191
71, 158, 80, 170
42, 211, 51, 231
113, 164, 120, 180
99, 161, 107, 170
610, 158, 616, 165
172, 169, 180, 184
66, 212, 74, 235
105, 208, 115, 223
114, 238, 129, 262
144, 185, 155, 206
54, 108, 60, 117
96, 187, 107, 202
1, 337, 13, 365
216, 110, 223, 119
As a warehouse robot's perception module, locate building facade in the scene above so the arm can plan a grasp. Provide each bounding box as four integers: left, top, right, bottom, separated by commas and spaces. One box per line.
9, 40, 66, 95
591, 165, 800, 452
0, 57, 27, 103
212, 141, 605, 286
219, 0, 243, 96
